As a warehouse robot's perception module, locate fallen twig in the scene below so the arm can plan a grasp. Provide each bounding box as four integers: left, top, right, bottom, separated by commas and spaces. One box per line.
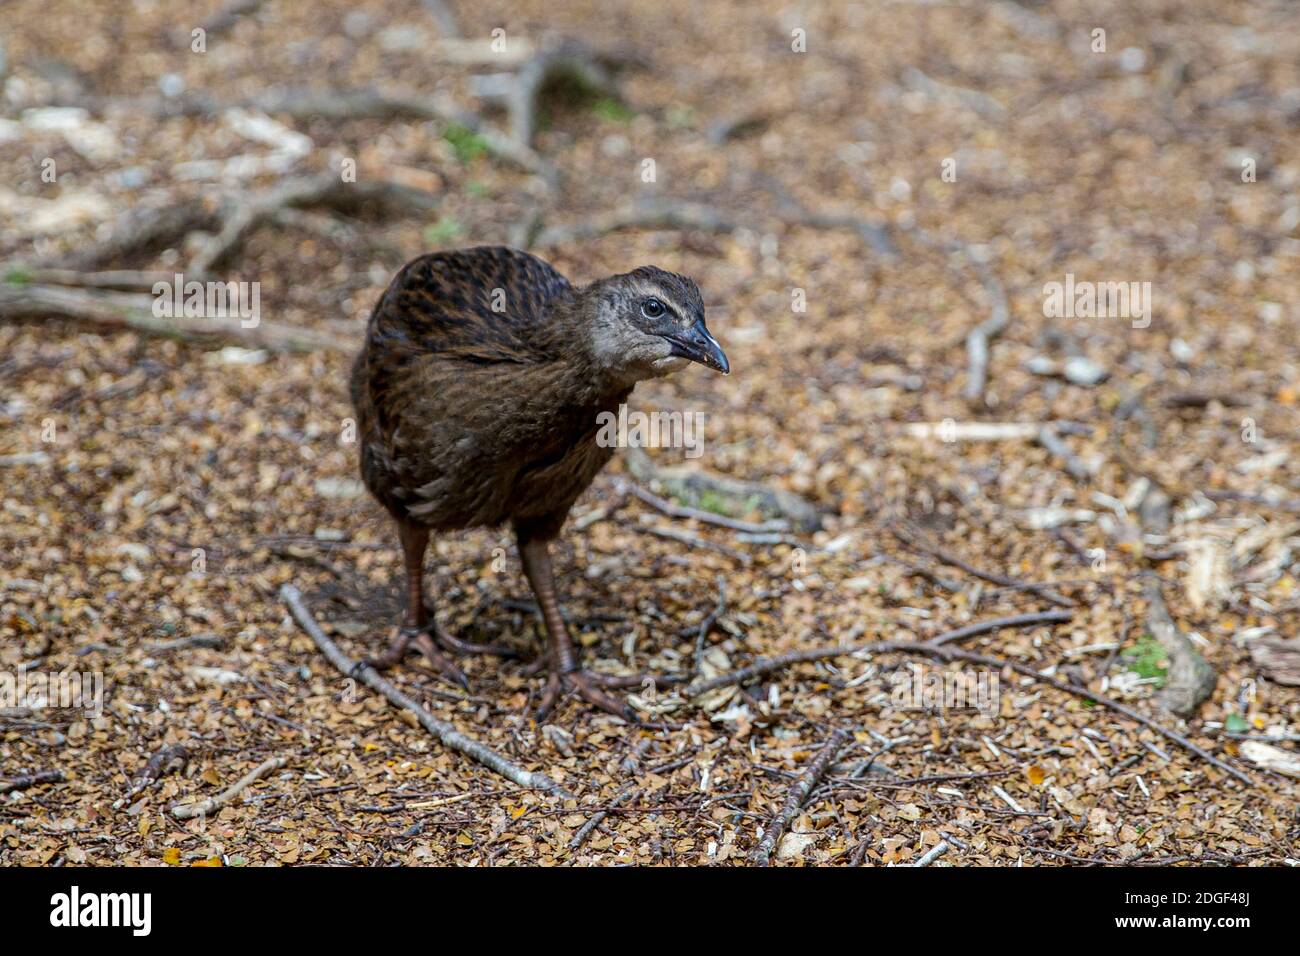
525, 196, 892, 261
171, 755, 285, 819
901, 67, 1006, 120
0, 769, 64, 794
962, 255, 1010, 405
759, 174, 896, 257
623, 448, 820, 533
876, 552, 962, 592
145, 633, 225, 654
528, 198, 740, 249
685, 640, 916, 697
626, 481, 786, 534
504, 40, 622, 148
281, 583, 571, 796
1037, 424, 1093, 480
113, 743, 189, 809
681, 612, 1250, 785
913, 839, 950, 867
891, 523, 1075, 608
3, 268, 176, 291
901, 421, 1039, 441
198, 0, 266, 38
1237, 740, 1300, 778
569, 783, 640, 851
635, 521, 752, 564
693, 576, 728, 675
0, 282, 353, 352
929, 609, 1074, 646
53, 199, 215, 271
932, 644, 1252, 786
685, 609, 1071, 696
188, 171, 440, 276
750, 729, 849, 865
904, 226, 1009, 406
56, 86, 549, 175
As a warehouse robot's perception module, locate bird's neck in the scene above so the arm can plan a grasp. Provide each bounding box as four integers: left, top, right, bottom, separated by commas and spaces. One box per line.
545, 291, 644, 398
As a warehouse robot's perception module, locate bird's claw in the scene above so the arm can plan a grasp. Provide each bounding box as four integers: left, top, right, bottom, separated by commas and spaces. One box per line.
536, 668, 637, 723
367, 624, 471, 691
406, 628, 471, 691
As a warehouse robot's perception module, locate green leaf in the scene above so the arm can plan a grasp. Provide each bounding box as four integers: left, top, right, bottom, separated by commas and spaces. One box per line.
423, 218, 462, 246
592, 98, 634, 123
443, 124, 488, 163
1120, 633, 1168, 687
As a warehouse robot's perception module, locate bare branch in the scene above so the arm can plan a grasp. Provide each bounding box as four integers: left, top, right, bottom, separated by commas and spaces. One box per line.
281, 584, 572, 796
171, 756, 286, 819
750, 729, 849, 865
0, 282, 353, 352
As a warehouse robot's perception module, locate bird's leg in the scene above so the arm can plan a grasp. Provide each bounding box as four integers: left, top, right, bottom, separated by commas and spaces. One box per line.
517, 532, 631, 720
361, 520, 470, 690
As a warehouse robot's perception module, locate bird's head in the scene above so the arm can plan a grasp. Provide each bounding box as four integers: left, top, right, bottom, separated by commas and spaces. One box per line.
581, 266, 729, 383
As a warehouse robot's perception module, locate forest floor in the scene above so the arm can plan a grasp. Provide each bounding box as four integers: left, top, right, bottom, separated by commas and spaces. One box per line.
1, 0, 1299, 866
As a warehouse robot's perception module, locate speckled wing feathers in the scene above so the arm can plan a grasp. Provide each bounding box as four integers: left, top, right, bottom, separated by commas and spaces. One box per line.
350, 246, 625, 533
367, 246, 572, 365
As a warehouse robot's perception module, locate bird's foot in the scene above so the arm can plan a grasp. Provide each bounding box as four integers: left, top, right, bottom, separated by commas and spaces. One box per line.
359, 625, 471, 691
536, 667, 637, 723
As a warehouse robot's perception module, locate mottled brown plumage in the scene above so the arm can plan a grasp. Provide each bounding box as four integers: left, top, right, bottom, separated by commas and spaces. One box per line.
350, 246, 728, 717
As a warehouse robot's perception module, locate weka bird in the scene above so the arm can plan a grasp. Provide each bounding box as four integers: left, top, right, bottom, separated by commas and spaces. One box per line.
350, 246, 729, 717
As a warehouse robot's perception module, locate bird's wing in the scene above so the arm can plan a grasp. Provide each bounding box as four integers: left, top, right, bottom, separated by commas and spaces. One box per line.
365, 246, 573, 365
351, 247, 578, 521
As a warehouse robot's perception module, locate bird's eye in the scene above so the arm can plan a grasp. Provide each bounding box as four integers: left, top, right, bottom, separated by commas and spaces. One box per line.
641, 298, 665, 319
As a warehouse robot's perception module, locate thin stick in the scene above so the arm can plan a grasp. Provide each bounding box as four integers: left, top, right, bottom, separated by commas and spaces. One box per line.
627, 482, 786, 534
0, 769, 64, 794
527, 196, 892, 258
913, 840, 950, 867
0, 283, 353, 353
901, 226, 1008, 405
569, 783, 640, 851
891, 524, 1075, 607
6, 268, 176, 291
1037, 424, 1092, 480
113, 743, 189, 809
281, 584, 570, 796
684, 619, 1250, 785
685, 611, 1070, 696
635, 522, 752, 564
929, 609, 1073, 646
188, 172, 440, 276
931, 644, 1253, 786
751, 730, 849, 866
685, 640, 917, 697
962, 256, 1010, 405
693, 576, 727, 675
171, 756, 286, 819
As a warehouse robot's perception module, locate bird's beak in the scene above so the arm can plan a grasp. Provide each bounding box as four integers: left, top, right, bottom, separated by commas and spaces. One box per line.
664, 318, 730, 374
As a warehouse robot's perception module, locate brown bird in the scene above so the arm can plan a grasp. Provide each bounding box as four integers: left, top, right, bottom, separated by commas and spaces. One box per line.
350, 246, 729, 717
